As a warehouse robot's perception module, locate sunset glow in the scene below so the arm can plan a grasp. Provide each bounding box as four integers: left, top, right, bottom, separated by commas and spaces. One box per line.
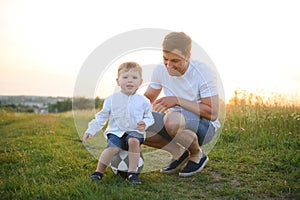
1, 0, 299, 104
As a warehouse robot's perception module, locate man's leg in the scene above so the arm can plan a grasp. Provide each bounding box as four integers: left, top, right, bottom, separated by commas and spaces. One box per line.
163, 112, 202, 163
144, 112, 190, 173
144, 131, 185, 160
144, 112, 186, 160
164, 112, 209, 177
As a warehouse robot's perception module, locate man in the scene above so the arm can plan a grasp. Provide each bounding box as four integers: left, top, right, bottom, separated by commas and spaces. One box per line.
144, 32, 220, 177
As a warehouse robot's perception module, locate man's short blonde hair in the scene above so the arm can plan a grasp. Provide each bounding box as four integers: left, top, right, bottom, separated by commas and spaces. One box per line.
162, 32, 192, 57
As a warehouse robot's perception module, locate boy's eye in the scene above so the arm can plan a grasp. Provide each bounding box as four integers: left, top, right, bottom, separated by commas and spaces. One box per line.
133, 76, 138, 79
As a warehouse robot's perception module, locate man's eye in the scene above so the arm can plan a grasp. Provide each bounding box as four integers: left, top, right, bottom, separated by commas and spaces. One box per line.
172, 59, 180, 63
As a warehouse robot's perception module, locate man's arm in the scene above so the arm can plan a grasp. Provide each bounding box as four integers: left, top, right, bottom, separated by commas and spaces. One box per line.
180, 95, 219, 121
144, 86, 162, 104
153, 95, 219, 121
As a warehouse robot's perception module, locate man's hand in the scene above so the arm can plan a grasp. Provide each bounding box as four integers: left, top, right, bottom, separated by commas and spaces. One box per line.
137, 121, 146, 132
82, 133, 92, 144
153, 96, 179, 113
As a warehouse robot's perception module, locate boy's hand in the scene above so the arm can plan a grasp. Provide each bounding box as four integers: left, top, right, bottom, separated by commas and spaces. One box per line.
82, 133, 92, 144
137, 121, 146, 132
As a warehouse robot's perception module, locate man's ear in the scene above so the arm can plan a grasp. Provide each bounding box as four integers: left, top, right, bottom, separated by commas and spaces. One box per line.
186, 52, 191, 61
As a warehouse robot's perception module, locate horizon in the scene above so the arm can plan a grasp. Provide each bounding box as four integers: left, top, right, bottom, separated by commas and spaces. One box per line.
1, 89, 299, 107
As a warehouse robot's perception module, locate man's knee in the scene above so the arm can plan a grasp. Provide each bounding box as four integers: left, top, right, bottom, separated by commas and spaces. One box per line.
164, 112, 186, 135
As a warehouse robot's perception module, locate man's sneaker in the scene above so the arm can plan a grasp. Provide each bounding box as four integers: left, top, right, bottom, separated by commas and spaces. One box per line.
127, 172, 141, 184
179, 152, 209, 177
91, 171, 103, 181
160, 150, 189, 174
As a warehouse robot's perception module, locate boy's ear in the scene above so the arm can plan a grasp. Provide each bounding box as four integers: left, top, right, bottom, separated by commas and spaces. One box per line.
116, 78, 120, 86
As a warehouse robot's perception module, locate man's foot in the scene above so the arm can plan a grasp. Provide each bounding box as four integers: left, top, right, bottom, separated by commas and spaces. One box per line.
179, 152, 209, 177
160, 150, 189, 174
127, 172, 141, 184
91, 171, 103, 181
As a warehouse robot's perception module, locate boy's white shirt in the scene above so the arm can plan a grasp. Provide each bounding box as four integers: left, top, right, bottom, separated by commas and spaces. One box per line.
85, 92, 154, 140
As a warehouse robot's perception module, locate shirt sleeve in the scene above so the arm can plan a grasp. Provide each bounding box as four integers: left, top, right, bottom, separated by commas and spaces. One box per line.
85, 96, 111, 135
149, 64, 163, 90
142, 98, 155, 130
199, 65, 218, 98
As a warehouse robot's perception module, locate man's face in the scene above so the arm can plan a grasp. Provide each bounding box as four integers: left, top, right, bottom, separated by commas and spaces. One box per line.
163, 49, 189, 76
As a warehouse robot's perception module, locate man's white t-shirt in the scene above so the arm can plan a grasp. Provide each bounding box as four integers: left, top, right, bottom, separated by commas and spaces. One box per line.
150, 59, 220, 129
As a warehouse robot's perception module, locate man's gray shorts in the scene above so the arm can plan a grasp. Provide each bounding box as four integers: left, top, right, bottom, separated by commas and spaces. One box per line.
147, 110, 215, 145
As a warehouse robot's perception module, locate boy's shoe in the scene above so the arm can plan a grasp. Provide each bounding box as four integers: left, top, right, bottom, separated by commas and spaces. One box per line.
91, 171, 103, 181
179, 152, 209, 177
160, 150, 189, 174
127, 172, 141, 184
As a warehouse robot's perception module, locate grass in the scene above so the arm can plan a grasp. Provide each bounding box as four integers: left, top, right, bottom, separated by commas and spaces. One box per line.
1, 94, 299, 199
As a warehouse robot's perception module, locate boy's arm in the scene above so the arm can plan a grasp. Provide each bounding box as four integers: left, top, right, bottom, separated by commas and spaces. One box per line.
82, 97, 111, 143
142, 100, 155, 130
137, 121, 146, 132
82, 133, 92, 144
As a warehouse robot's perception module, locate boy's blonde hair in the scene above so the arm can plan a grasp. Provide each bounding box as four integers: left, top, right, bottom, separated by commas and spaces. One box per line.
117, 61, 142, 77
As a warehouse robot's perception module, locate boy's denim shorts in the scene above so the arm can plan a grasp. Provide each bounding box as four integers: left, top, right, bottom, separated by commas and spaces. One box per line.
106, 131, 144, 150
147, 110, 215, 146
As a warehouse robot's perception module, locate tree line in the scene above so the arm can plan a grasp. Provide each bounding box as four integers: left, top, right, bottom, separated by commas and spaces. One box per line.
0, 97, 104, 113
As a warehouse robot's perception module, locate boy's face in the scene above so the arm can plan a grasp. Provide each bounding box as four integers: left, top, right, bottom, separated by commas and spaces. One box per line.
116, 69, 142, 95
163, 49, 190, 76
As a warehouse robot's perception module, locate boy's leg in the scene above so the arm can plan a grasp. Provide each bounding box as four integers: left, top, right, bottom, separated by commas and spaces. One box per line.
91, 145, 120, 181
125, 132, 143, 183
127, 137, 141, 172
125, 132, 143, 173
97, 146, 120, 173
96, 134, 123, 173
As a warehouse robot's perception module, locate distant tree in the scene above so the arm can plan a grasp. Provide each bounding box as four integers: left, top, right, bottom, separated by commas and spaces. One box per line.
95, 96, 104, 110
72, 97, 94, 110
56, 99, 72, 112
15, 104, 34, 113
0, 104, 16, 112
48, 99, 72, 113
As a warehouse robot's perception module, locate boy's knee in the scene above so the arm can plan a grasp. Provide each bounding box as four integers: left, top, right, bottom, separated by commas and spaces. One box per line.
128, 137, 140, 146
107, 146, 120, 154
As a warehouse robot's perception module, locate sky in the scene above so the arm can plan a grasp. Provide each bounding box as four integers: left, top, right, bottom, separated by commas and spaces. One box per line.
1, 0, 299, 103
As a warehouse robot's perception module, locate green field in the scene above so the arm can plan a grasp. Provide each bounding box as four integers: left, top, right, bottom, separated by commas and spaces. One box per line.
1, 98, 299, 199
